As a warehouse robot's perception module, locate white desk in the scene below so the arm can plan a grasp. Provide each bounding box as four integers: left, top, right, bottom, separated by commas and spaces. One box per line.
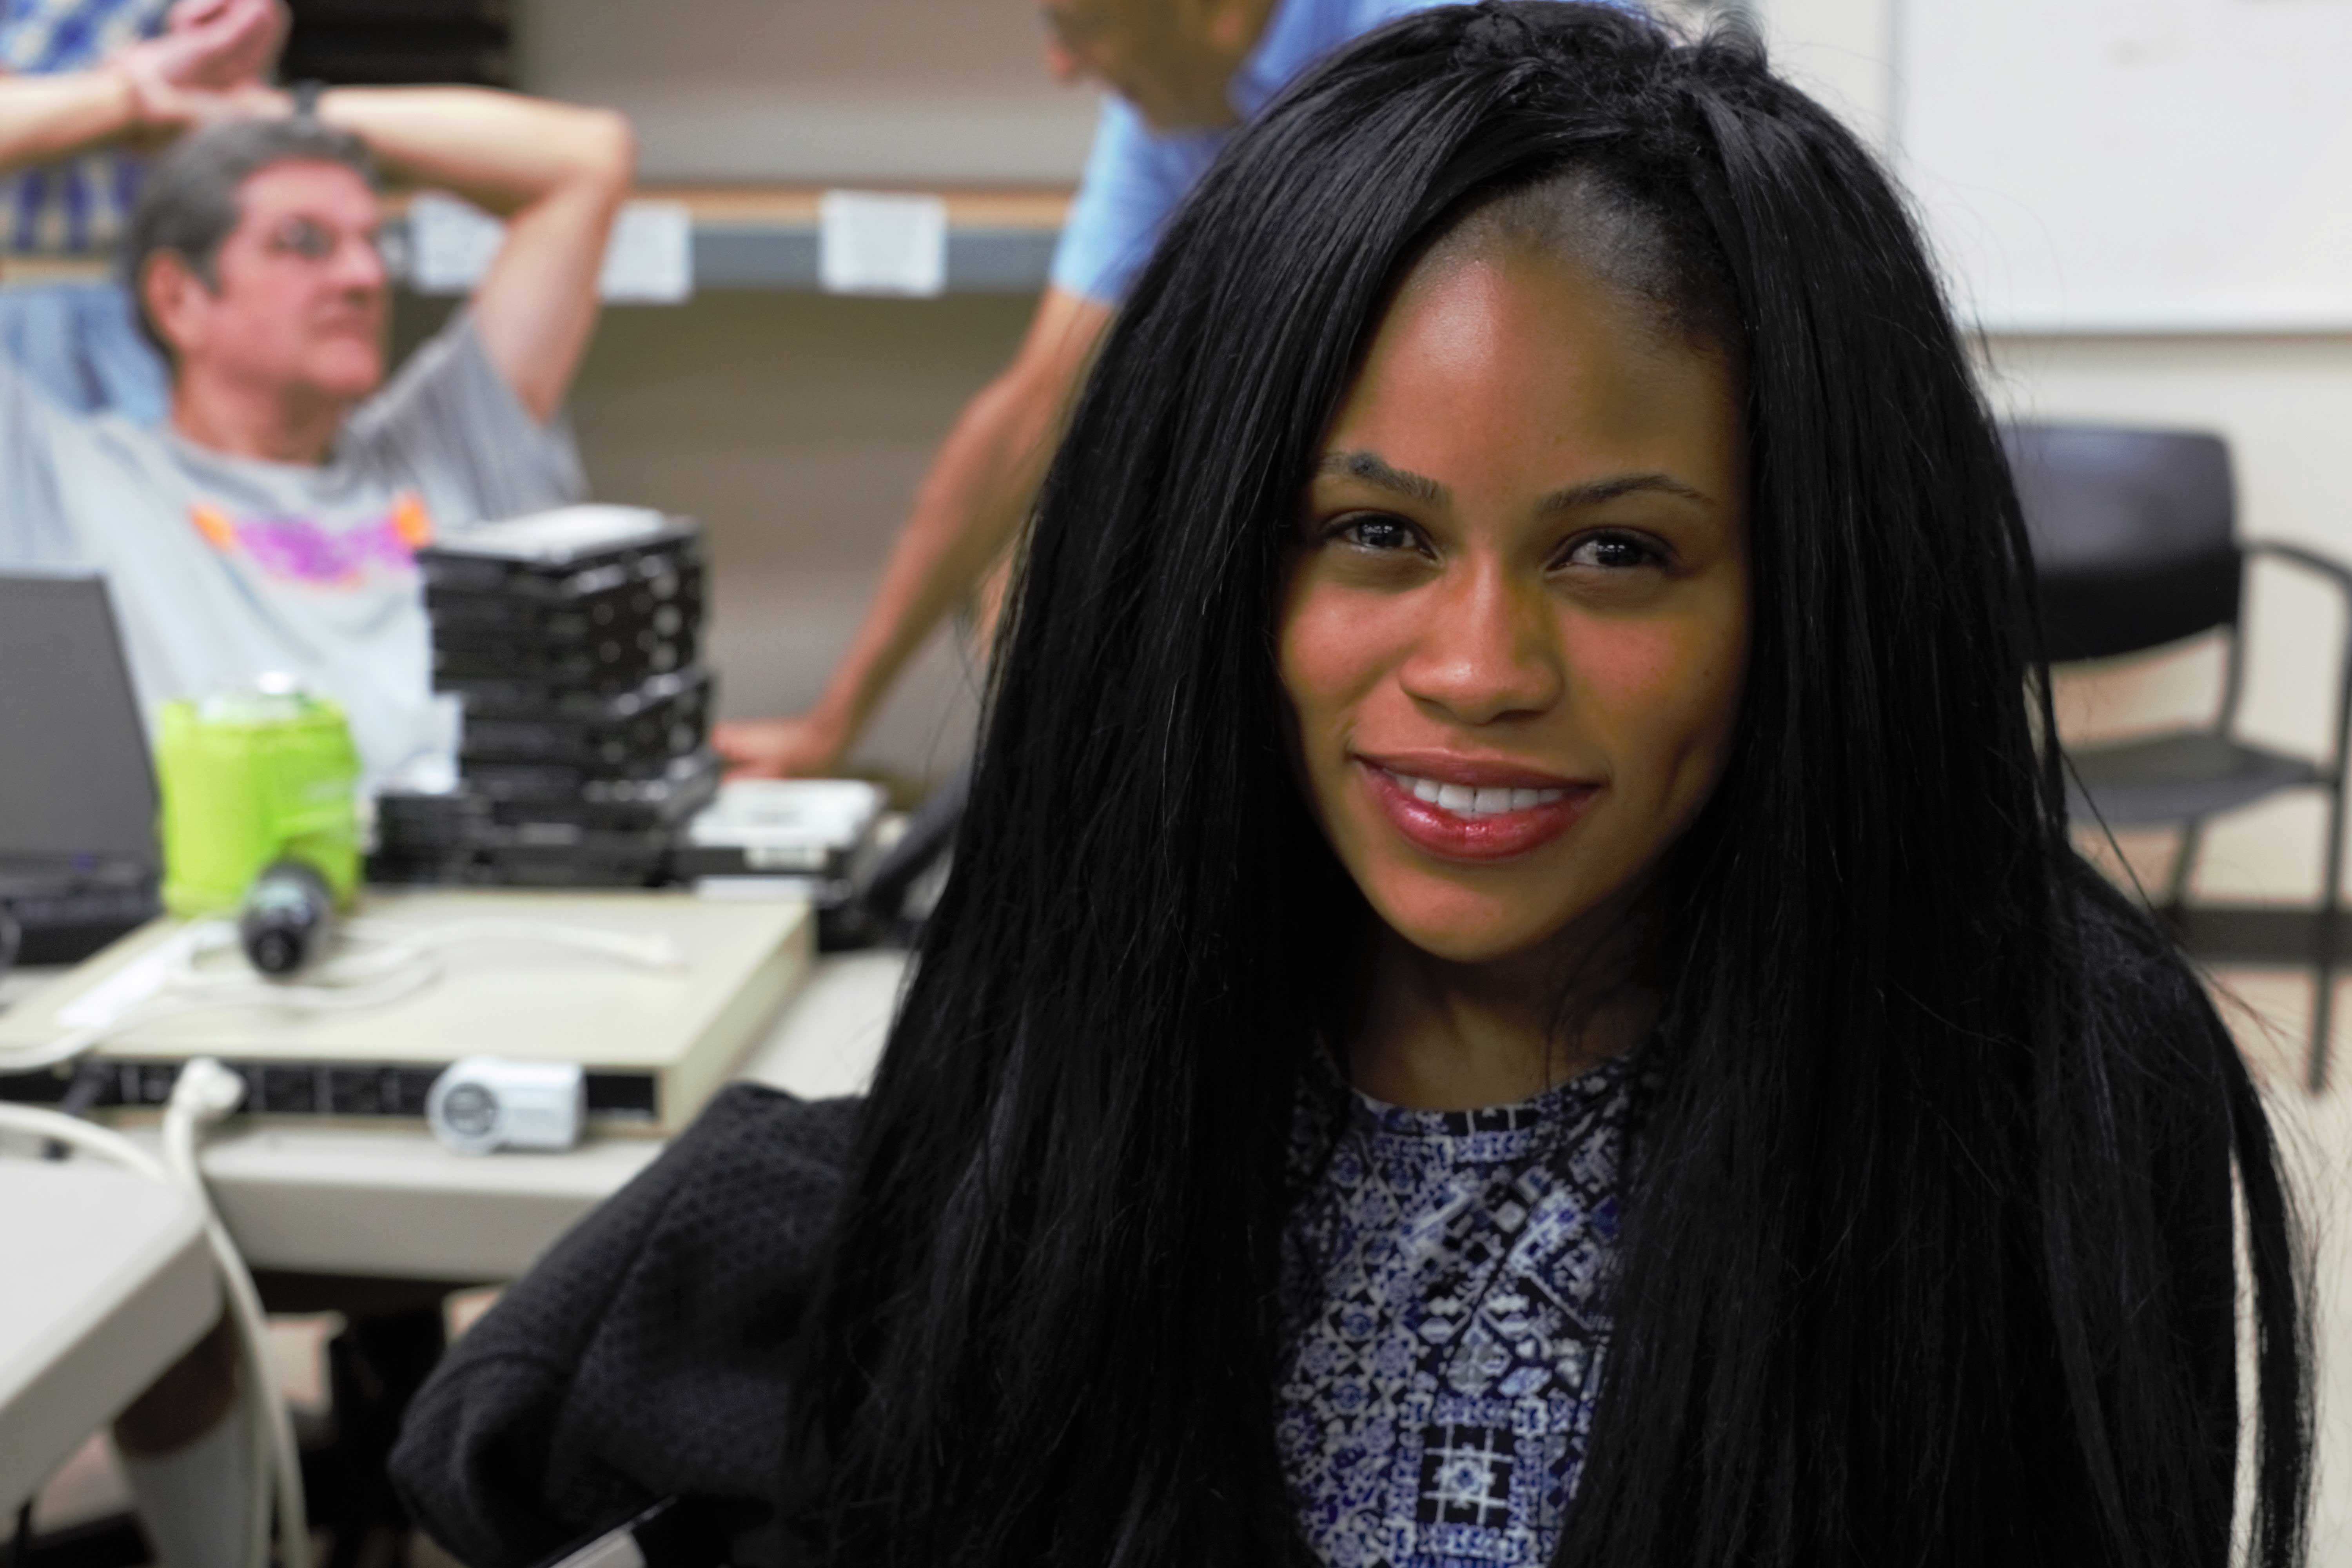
0, 1160, 221, 1510
0, 949, 906, 1284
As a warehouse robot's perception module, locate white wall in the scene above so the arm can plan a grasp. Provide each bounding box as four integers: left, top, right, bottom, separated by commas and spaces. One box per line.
1756, 0, 2352, 904
1753, 0, 1894, 147
514, 0, 1101, 184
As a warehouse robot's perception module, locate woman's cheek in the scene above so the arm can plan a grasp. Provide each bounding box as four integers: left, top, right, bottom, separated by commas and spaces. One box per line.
1559, 607, 1744, 776
1281, 581, 1400, 727
1560, 614, 1690, 715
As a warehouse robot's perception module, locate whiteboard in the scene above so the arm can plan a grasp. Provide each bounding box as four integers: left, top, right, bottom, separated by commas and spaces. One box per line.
1893, 0, 2352, 333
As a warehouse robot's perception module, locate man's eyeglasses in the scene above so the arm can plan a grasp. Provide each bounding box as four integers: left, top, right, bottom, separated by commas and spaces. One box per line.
263, 215, 387, 268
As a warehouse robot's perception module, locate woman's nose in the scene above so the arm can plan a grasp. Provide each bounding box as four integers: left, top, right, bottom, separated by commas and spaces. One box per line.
1396, 564, 1563, 726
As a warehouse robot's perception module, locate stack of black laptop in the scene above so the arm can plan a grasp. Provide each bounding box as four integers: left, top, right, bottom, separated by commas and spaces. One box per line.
371, 507, 721, 887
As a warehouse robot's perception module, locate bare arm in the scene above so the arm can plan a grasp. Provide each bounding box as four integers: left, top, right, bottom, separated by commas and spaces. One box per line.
716, 285, 1114, 777
0, 0, 283, 174
312, 87, 635, 423
0, 69, 138, 173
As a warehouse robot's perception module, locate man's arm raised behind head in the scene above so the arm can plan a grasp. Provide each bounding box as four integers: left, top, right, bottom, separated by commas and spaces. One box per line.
0, 71, 141, 173
0, 0, 284, 175
313, 88, 634, 424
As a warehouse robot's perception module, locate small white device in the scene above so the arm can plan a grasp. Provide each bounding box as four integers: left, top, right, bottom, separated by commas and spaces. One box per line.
426, 1056, 587, 1155
680, 778, 886, 878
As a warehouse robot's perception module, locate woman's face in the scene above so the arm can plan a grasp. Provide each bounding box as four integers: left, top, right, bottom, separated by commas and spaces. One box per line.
1279, 242, 1750, 965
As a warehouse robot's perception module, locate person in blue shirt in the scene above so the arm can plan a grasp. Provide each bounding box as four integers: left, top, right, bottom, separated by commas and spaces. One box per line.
714, 0, 1466, 779
0, 0, 285, 422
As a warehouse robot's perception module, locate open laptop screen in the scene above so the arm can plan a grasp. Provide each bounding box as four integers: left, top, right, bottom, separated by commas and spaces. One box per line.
0, 571, 158, 873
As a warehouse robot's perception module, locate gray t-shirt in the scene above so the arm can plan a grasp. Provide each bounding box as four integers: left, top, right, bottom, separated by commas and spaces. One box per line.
0, 313, 585, 785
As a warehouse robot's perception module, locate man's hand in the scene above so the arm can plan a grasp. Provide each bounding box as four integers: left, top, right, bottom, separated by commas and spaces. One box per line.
0, 7, 271, 177
713, 714, 855, 780
162, 0, 288, 89
114, 0, 286, 133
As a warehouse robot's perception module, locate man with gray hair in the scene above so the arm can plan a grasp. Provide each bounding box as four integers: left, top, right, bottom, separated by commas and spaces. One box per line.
0, 58, 633, 786
0, 59, 631, 1566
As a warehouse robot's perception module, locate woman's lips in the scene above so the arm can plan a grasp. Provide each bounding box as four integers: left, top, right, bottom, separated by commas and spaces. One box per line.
1356, 758, 1599, 862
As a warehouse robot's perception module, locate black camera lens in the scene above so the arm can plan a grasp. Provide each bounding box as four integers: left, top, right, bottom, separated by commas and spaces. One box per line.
238, 860, 336, 977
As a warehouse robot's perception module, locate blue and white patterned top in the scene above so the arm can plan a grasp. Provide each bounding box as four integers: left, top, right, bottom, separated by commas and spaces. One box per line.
1277, 1053, 1636, 1567
2, 0, 173, 253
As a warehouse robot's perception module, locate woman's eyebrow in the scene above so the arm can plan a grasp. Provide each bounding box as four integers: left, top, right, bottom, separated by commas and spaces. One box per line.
1535, 472, 1710, 512
1316, 454, 1710, 513
1316, 450, 1446, 505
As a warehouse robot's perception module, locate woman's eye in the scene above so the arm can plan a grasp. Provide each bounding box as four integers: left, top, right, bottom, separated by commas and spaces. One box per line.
1560, 532, 1661, 571
1336, 515, 1422, 554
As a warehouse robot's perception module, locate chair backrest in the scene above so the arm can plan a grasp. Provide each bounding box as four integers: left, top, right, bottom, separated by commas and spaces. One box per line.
2001, 422, 2240, 662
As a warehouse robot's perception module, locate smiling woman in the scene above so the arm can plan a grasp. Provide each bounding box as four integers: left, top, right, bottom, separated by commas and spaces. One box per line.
392, 6, 2309, 1568
786, 1, 2308, 1561
1283, 216, 1749, 1104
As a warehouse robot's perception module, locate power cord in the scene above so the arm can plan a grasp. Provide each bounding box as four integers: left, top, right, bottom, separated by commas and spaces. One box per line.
162, 1061, 307, 1568
0, 917, 684, 1561
33, 1060, 110, 1162
0, 1062, 308, 1568
0, 916, 684, 1076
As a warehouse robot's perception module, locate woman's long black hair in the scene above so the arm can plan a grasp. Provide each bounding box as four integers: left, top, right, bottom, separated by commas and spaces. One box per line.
786, 7, 2311, 1565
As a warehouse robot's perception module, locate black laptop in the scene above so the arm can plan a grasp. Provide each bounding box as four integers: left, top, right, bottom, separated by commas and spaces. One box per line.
0, 571, 162, 965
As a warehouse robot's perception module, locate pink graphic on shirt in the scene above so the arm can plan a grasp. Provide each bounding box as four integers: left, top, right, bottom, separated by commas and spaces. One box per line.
188, 493, 437, 588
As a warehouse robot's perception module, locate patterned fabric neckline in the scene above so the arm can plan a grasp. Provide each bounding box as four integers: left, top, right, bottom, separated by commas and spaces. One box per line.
1342, 1057, 1633, 1145
1278, 1049, 1639, 1568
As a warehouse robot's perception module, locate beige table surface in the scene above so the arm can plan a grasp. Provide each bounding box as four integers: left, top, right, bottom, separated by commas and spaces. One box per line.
0, 948, 906, 1283
0, 1160, 220, 1510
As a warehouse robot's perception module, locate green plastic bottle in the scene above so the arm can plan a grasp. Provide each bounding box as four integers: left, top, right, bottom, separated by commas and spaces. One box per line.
156, 682, 361, 916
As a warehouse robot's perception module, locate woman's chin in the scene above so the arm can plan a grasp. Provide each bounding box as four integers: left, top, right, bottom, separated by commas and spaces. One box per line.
1368, 887, 1589, 967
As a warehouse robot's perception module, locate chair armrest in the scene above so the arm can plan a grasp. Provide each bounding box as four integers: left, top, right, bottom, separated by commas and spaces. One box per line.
2248, 538, 2352, 597
2245, 539, 2352, 787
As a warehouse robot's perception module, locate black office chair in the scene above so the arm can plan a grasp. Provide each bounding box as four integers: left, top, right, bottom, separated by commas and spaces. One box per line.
2004, 422, 2352, 1091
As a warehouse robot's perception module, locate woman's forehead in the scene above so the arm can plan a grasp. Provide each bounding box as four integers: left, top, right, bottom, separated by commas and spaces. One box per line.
1331, 246, 1744, 494
1421, 173, 1742, 364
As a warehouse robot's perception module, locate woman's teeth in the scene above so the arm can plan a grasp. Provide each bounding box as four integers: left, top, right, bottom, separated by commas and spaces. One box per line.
1387, 770, 1570, 817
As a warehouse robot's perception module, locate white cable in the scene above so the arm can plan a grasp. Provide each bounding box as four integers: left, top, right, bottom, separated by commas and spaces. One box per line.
346, 916, 684, 971
163, 1060, 309, 1568
0, 916, 682, 1546
0, 916, 677, 1060
0, 913, 681, 1077
165, 941, 446, 1014
0, 1102, 171, 1180
0, 1079, 309, 1568
0, 1023, 111, 1074
0, 971, 439, 1075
